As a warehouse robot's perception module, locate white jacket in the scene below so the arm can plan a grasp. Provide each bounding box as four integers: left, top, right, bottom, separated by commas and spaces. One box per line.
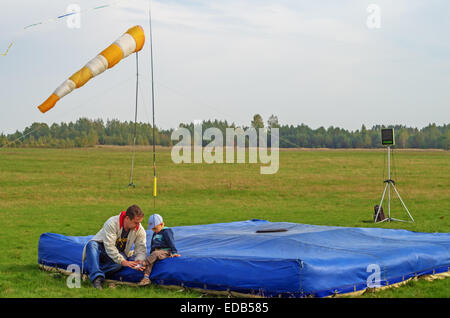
82, 213, 147, 266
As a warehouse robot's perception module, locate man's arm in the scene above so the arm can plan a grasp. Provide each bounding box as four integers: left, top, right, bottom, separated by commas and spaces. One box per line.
102, 221, 126, 265
133, 226, 148, 262
99, 219, 139, 268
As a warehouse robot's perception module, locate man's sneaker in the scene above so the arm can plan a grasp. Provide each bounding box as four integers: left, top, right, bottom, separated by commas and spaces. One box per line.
93, 277, 104, 290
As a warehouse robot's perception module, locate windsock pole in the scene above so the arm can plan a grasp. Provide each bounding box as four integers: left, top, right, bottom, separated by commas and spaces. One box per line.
149, 5, 157, 209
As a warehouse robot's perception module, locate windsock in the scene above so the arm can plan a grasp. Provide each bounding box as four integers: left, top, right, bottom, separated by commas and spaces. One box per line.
37, 25, 145, 113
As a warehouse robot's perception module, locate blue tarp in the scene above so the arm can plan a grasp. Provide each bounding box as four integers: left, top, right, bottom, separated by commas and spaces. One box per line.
38, 219, 450, 297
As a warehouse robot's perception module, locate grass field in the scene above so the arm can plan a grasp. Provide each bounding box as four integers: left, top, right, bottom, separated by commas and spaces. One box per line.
0, 146, 448, 298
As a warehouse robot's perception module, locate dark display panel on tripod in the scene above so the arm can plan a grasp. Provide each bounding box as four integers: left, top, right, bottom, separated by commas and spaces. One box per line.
381, 128, 395, 146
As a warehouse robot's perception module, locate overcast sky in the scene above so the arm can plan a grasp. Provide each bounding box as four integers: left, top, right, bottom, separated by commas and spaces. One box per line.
1, 0, 449, 134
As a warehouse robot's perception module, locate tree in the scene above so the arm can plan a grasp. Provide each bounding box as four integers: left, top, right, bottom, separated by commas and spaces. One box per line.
267, 115, 280, 129
87, 131, 99, 146
397, 129, 409, 148
0, 134, 8, 147
251, 114, 264, 129
441, 130, 450, 150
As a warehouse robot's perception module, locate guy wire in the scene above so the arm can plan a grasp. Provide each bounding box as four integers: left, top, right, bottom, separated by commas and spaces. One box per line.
128, 52, 139, 187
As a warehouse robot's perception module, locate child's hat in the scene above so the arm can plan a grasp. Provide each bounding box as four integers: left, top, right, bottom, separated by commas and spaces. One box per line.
148, 214, 163, 229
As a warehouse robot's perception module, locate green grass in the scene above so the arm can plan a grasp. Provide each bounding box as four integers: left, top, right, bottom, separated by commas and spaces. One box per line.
0, 147, 448, 298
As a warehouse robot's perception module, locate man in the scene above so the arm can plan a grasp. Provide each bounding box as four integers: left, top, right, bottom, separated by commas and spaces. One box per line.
82, 205, 147, 289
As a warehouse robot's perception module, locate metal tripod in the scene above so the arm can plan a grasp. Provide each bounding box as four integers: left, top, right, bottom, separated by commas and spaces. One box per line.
375, 146, 414, 223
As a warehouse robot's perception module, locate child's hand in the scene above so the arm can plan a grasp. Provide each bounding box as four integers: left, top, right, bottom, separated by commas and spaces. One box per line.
171, 254, 181, 258
131, 263, 146, 271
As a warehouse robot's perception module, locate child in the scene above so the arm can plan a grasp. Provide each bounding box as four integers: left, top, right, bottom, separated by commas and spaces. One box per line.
139, 214, 180, 285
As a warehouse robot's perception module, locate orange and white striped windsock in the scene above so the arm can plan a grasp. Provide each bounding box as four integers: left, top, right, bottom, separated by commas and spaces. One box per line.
37, 25, 145, 113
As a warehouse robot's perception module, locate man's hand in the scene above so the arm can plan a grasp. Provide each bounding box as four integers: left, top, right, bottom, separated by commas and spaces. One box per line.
134, 260, 146, 271
122, 260, 146, 271
121, 260, 139, 268
170, 254, 181, 258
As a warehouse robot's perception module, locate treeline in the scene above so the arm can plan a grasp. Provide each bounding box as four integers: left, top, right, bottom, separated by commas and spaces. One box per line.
0, 119, 173, 148
277, 124, 450, 149
1, 116, 449, 149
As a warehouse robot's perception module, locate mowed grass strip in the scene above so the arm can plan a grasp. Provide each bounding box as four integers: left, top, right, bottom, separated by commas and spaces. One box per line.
0, 147, 448, 297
